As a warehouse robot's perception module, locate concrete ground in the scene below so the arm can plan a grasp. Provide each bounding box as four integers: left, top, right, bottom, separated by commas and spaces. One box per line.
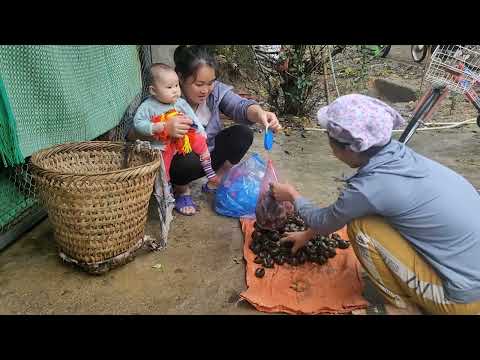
1, 122, 479, 315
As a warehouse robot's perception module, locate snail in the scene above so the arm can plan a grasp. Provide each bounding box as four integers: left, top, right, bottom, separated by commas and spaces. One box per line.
271, 232, 280, 242
254, 256, 264, 264
328, 239, 338, 248
297, 252, 307, 265
251, 242, 262, 255
325, 248, 336, 258
263, 257, 274, 268
331, 233, 342, 241
337, 240, 350, 249
316, 255, 327, 265
255, 268, 265, 278
270, 247, 281, 256
290, 257, 299, 266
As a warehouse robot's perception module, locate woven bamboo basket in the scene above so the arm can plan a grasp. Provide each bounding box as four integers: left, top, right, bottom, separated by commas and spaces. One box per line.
30, 141, 162, 274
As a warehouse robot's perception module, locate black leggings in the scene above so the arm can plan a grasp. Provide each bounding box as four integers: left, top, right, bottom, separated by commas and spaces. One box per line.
170, 124, 254, 186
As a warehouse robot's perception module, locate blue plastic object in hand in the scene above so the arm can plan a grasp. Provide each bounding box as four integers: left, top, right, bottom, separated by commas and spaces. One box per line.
264, 128, 274, 150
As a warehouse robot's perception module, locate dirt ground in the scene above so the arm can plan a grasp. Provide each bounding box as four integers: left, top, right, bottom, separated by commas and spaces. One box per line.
1, 122, 479, 315
1, 46, 480, 315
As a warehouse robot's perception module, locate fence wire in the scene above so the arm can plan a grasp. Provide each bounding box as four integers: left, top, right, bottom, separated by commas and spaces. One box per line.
0, 45, 152, 237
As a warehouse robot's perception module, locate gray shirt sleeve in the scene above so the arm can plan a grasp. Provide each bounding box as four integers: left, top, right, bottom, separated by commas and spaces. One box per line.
218, 83, 257, 125
294, 184, 376, 235
133, 101, 154, 137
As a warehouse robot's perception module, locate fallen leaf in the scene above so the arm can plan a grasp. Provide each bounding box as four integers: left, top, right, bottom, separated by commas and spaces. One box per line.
152, 263, 163, 270
290, 280, 307, 292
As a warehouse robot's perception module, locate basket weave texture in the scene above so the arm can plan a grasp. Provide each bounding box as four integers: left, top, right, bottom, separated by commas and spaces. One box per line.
30, 141, 161, 266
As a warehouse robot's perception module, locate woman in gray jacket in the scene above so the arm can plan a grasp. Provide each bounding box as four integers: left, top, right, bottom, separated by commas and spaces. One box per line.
170, 45, 281, 215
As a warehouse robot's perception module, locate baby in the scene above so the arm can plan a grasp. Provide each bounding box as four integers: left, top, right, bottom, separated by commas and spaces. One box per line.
133, 63, 219, 190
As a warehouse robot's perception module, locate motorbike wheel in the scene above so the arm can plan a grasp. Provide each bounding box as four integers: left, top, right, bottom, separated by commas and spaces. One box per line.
379, 45, 391, 58
411, 45, 428, 63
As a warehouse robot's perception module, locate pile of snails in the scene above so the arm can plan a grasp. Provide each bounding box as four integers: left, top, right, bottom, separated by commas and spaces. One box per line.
250, 215, 350, 278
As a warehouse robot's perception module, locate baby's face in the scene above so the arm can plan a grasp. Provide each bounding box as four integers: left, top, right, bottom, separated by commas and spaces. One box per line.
150, 70, 181, 104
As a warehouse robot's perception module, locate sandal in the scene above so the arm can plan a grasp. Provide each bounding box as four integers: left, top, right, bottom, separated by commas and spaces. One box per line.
201, 182, 218, 194
174, 194, 198, 216
365, 303, 387, 315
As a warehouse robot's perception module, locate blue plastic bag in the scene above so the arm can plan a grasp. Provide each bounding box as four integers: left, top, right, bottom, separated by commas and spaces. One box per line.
214, 153, 266, 218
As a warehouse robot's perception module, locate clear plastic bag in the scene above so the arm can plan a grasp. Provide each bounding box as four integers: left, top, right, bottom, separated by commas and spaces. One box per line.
214, 153, 266, 218
255, 159, 294, 230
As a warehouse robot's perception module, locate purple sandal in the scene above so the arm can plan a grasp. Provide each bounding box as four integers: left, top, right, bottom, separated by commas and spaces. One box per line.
201, 182, 217, 194
174, 194, 198, 216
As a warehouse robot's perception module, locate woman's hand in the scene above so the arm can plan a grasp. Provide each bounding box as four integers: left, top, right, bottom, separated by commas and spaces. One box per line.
260, 111, 282, 132
270, 182, 300, 203
247, 105, 282, 132
280, 229, 315, 254
165, 115, 193, 139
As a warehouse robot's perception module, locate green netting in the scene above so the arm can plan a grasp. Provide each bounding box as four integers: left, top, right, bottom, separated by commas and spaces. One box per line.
0, 76, 23, 166
0, 169, 37, 228
0, 45, 142, 166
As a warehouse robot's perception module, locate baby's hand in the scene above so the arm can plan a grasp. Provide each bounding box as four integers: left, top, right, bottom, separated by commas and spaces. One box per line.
152, 123, 165, 134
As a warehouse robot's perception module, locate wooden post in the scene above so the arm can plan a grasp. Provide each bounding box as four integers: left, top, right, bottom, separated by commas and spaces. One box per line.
323, 47, 331, 104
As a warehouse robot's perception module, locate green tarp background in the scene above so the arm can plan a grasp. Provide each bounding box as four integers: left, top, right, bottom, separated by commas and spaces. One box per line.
0, 45, 142, 230
0, 45, 142, 166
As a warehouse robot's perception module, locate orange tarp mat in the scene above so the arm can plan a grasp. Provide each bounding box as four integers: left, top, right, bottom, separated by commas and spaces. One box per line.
239, 218, 368, 314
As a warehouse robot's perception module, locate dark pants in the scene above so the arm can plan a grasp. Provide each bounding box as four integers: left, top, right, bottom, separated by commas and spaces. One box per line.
170, 125, 254, 186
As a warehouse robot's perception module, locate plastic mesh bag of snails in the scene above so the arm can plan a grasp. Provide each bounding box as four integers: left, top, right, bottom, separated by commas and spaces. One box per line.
255, 159, 294, 230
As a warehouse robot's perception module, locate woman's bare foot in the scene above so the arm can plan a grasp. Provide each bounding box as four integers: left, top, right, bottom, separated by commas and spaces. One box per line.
206, 175, 221, 190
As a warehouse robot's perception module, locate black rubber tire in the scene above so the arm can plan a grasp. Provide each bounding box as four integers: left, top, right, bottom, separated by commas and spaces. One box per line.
477, 115, 480, 128
379, 45, 391, 58
411, 45, 428, 63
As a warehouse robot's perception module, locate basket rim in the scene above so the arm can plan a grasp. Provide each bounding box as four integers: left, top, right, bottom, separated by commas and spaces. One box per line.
29, 141, 162, 178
